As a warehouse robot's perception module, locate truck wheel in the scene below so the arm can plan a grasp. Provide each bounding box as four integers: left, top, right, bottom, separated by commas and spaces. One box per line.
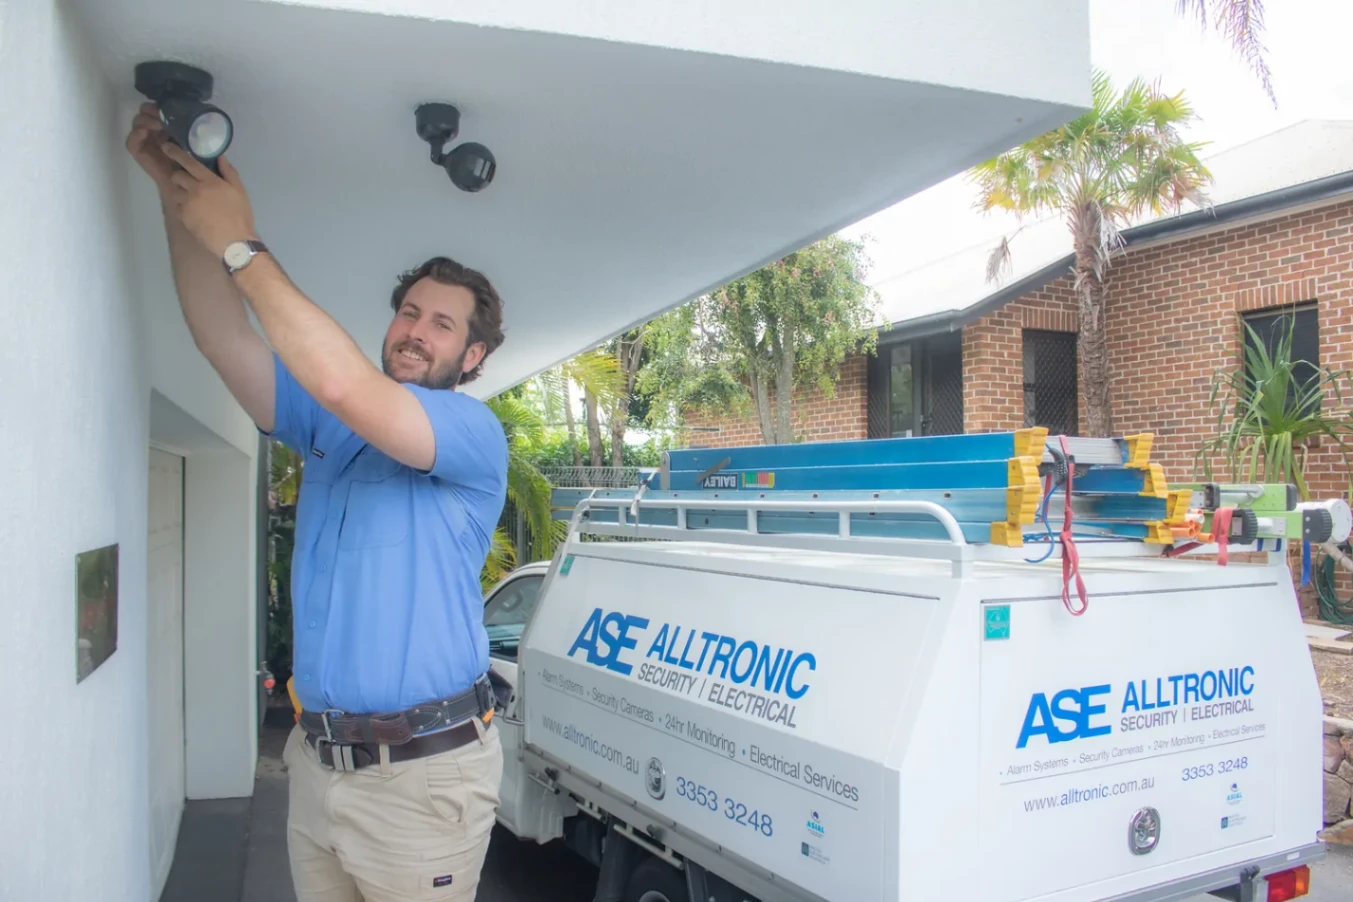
623, 856, 691, 902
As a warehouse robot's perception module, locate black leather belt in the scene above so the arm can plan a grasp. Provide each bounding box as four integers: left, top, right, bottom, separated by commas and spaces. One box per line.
303, 717, 482, 771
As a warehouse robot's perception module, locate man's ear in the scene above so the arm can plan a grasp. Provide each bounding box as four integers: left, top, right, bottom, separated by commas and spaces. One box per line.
463, 341, 488, 375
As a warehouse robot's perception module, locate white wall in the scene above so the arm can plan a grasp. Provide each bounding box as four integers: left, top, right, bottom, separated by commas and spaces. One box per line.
0, 1, 153, 898
0, 0, 262, 896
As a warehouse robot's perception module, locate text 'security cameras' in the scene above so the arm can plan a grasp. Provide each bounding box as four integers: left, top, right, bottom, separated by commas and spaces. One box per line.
415, 103, 496, 193
134, 61, 233, 173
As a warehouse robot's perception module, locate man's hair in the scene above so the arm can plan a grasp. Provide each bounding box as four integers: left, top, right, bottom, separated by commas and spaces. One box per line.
389, 255, 505, 385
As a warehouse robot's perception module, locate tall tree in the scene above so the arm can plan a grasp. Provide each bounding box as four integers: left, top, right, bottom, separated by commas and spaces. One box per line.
609, 327, 648, 468
531, 347, 627, 480
970, 69, 1211, 437
640, 235, 879, 445
584, 387, 604, 467
1176, 0, 1273, 105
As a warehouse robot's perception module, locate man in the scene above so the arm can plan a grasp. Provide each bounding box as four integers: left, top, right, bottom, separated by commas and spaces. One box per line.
126, 103, 509, 901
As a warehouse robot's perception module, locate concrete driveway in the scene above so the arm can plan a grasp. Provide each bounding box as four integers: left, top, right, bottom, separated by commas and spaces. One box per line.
475, 827, 1352, 902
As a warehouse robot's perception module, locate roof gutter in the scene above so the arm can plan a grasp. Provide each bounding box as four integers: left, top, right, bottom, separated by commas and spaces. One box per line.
880, 168, 1353, 344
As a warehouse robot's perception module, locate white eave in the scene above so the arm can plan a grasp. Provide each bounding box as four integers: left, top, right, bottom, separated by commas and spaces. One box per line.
76, 0, 1092, 397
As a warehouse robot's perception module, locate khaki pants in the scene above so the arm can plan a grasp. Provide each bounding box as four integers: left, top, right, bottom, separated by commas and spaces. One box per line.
282, 718, 504, 901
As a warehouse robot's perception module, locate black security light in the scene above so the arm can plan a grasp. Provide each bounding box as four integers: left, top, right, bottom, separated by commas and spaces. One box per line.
134, 61, 233, 174
415, 103, 496, 193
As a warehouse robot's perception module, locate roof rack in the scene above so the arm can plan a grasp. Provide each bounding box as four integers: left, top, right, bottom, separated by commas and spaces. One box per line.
551, 430, 1325, 557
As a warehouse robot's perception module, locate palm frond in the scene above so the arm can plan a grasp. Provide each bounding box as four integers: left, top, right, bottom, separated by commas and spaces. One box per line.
1176, 0, 1274, 106
481, 526, 518, 592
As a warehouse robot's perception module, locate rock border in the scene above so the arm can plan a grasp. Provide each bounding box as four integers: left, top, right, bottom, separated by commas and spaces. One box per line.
1322, 716, 1353, 845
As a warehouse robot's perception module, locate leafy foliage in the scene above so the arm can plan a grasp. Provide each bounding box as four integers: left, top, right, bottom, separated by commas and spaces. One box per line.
638, 235, 881, 444
487, 393, 567, 566
1196, 316, 1353, 501
970, 68, 1211, 436
481, 523, 519, 591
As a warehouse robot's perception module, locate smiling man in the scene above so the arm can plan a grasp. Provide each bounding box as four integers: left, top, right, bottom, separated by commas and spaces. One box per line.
127, 103, 508, 901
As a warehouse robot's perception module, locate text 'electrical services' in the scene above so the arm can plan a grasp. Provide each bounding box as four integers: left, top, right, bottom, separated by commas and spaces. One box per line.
1015, 666, 1256, 749
566, 607, 816, 725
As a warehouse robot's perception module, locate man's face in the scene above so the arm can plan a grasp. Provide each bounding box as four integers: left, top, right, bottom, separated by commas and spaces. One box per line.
381, 277, 486, 390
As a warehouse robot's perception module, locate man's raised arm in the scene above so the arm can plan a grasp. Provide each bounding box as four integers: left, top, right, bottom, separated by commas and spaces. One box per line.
158, 141, 441, 473
127, 104, 276, 432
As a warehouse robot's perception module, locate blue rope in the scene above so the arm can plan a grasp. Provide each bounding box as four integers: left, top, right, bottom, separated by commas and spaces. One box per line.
1024, 480, 1057, 563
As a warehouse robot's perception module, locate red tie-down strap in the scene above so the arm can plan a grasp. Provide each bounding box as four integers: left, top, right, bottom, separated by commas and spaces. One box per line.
1212, 507, 1235, 566
1057, 435, 1088, 616
1164, 506, 1236, 564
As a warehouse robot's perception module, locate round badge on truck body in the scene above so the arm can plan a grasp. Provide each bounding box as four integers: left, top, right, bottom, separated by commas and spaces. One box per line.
645, 758, 666, 801
1129, 807, 1161, 855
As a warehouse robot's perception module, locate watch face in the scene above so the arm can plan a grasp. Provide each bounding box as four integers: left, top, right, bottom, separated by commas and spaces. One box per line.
224, 242, 252, 270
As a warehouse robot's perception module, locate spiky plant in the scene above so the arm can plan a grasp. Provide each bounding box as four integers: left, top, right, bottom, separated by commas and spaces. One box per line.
1196, 316, 1353, 501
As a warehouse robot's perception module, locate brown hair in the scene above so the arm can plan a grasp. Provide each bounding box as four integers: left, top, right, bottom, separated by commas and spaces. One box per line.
389, 255, 505, 385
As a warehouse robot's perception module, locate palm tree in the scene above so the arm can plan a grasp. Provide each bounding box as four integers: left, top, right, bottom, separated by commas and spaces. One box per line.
482, 392, 566, 589
970, 69, 1212, 437
531, 347, 628, 482
1176, 0, 1273, 105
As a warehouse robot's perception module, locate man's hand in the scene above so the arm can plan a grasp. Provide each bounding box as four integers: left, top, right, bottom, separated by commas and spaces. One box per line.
161, 142, 259, 259
125, 103, 180, 196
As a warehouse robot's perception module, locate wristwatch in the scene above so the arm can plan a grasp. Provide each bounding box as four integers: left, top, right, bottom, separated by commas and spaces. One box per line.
222, 239, 269, 274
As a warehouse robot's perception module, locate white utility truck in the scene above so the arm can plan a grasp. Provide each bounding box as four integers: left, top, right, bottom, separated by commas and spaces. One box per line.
480, 429, 1342, 902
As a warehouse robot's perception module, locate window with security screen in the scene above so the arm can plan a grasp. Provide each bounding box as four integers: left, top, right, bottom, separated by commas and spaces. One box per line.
1023, 329, 1078, 436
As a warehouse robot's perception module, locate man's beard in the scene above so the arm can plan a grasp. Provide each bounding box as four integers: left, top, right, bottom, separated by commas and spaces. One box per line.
382, 341, 466, 391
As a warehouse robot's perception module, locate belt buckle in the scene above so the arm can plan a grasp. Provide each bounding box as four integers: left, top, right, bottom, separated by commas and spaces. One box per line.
320, 708, 345, 743
317, 708, 357, 772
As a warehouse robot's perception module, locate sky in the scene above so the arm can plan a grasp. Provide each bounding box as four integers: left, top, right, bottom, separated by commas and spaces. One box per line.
841, 0, 1353, 294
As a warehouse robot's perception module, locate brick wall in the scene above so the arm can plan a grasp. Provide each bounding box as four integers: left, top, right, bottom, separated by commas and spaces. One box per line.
678, 197, 1353, 495
961, 289, 1082, 432
961, 200, 1353, 615
679, 354, 868, 448
959, 199, 1353, 497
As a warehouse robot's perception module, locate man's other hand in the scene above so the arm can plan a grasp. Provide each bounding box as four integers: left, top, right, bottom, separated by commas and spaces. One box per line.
125, 103, 179, 196
162, 142, 259, 259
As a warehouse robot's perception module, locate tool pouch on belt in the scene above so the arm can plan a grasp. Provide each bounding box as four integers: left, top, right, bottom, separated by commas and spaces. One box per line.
298, 674, 497, 745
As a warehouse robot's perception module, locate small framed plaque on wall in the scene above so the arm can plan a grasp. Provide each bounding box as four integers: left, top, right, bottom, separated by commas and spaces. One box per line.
76, 543, 119, 683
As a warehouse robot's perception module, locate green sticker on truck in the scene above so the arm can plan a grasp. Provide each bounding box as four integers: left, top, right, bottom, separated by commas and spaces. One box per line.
984, 605, 1010, 640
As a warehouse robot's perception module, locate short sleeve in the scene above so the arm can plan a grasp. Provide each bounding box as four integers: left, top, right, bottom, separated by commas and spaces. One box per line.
404, 384, 508, 492
260, 353, 323, 454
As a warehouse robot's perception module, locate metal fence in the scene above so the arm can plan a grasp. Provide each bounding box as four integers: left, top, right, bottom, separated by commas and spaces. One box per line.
1022, 329, 1079, 436
538, 465, 647, 489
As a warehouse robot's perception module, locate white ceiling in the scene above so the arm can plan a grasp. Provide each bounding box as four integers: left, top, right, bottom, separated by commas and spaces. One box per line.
75, 0, 1090, 398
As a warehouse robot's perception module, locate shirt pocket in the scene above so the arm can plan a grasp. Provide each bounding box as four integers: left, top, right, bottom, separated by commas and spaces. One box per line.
337, 451, 411, 551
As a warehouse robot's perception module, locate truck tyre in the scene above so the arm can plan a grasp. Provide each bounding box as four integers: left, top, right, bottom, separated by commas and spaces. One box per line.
623, 856, 691, 902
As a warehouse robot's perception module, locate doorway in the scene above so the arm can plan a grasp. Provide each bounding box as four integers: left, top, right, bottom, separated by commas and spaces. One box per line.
147, 447, 186, 899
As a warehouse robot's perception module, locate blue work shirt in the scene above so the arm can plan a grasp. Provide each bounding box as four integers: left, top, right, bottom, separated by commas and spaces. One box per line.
264, 353, 508, 715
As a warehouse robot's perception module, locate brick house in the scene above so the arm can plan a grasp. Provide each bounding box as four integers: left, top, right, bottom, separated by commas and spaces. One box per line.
683, 121, 1353, 505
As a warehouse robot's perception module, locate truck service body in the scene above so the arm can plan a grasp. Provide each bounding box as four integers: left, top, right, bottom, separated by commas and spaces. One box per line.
478, 430, 1336, 902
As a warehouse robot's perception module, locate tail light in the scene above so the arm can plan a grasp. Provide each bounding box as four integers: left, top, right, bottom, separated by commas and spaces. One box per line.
1266, 865, 1311, 901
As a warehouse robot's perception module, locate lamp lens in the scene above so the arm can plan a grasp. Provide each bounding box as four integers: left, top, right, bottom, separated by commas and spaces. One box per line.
188, 111, 232, 158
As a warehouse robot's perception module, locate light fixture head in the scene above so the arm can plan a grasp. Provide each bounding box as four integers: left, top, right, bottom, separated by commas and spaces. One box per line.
134, 61, 233, 172
444, 142, 496, 193
414, 102, 496, 193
